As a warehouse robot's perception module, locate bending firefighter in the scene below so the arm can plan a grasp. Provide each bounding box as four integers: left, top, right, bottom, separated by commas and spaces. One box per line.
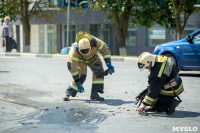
63, 31, 114, 101
136, 52, 184, 114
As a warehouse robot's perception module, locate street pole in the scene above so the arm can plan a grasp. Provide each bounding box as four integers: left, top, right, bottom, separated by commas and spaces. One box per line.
66, 0, 70, 54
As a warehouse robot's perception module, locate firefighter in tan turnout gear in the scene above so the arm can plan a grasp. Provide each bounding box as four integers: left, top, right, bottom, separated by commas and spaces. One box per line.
63, 31, 114, 101
136, 52, 184, 114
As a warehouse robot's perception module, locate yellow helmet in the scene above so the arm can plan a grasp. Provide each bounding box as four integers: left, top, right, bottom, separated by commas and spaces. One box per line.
78, 38, 91, 55
137, 52, 156, 71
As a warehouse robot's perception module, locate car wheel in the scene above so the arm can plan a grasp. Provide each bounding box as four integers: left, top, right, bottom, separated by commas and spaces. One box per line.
164, 53, 179, 73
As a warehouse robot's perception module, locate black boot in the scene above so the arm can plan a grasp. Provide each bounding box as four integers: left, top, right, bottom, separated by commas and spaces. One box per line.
90, 93, 104, 101
98, 90, 104, 94
90, 88, 104, 101
151, 104, 170, 112
166, 99, 180, 114
63, 96, 70, 101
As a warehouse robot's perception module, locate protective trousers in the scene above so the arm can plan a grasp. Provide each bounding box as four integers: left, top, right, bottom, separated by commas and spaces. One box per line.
152, 95, 174, 112
66, 56, 104, 97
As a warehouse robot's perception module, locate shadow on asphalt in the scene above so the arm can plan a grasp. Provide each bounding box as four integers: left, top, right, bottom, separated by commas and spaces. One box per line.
70, 99, 135, 106
0, 71, 10, 73
179, 73, 200, 77
168, 110, 200, 118
150, 110, 200, 118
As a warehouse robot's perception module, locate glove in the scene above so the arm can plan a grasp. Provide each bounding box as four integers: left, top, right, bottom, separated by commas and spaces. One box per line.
75, 82, 85, 93
106, 63, 114, 74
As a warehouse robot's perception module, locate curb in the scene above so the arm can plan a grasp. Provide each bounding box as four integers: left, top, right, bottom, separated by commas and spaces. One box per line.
0, 53, 138, 63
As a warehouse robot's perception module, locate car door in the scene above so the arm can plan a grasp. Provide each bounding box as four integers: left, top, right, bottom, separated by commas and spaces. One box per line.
181, 32, 200, 67
192, 33, 200, 66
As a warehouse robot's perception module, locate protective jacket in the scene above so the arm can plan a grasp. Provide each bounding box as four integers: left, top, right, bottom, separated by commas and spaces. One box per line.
67, 32, 111, 91
143, 55, 184, 106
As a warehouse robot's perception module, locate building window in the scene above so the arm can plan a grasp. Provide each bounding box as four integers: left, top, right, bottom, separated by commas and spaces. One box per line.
47, 25, 57, 53
69, 25, 76, 46
126, 25, 136, 46
39, 25, 57, 54
147, 24, 166, 46
97, 24, 110, 46
39, 25, 45, 53
183, 21, 198, 38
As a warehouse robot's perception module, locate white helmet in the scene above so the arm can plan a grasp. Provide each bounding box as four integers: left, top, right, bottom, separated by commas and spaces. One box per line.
78, 38, 91, 55
137, 52, 156, 71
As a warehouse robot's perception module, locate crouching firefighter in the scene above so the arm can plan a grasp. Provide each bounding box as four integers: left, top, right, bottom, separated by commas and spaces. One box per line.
136, 52, 184, 115
63, 31, 114, 101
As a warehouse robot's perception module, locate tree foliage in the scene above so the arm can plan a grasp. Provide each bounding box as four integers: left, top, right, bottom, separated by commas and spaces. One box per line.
0, 0, 20, 23
1, 0, 198, 53
85, 0, 176, 54
132, 0, 176, 30
1, 0, 83, 52
170, 0, 198, 39
84, 0, 137, 55
19, 0, 59, 51
135, 0, 198, 39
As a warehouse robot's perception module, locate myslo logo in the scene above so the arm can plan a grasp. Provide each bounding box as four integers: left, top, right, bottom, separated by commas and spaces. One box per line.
172, 127, 198, 132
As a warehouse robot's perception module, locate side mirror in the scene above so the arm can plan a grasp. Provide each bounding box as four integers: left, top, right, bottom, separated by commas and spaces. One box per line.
186, 35, 193, 43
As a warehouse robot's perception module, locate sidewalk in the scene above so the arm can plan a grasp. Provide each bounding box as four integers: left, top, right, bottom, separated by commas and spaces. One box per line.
0, 52, 138, 63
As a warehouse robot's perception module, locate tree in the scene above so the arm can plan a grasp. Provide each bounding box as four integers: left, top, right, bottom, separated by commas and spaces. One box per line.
1, 0, 80, 52
132, 0, 198, 40
0, 0, 54, 52
19, 0, 58, 52
85, 0, 199, 55
171, 0, 198, 40
1, 0, 68, 52
132, 0, 176, 31
85, 0, 136, 55
85, 0, 175, 55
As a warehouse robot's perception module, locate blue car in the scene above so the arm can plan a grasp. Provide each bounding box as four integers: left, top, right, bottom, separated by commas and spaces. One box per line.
153, 29, 200, 71
61, 47, 71, 54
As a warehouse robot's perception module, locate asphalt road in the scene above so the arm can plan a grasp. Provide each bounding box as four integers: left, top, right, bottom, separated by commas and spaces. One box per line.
0, 56, 200, 133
